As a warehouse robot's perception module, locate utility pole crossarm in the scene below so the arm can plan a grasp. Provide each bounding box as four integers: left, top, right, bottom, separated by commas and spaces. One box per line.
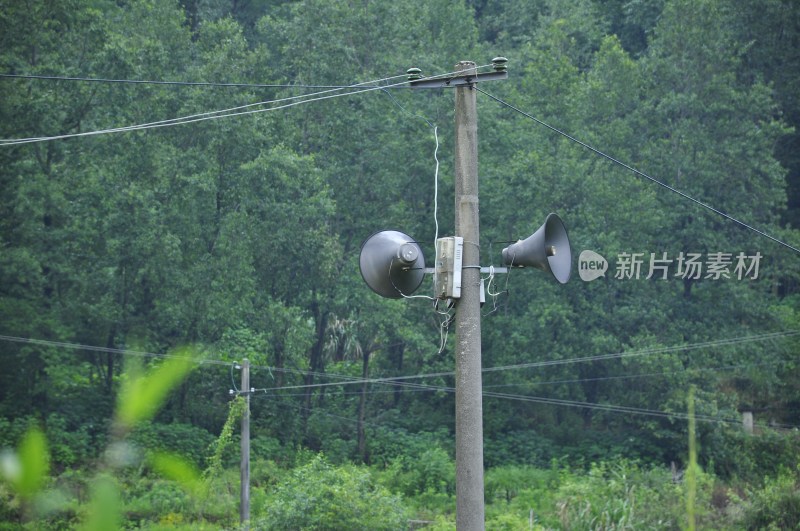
409, 70, 507, 89
407, 57, 508, 90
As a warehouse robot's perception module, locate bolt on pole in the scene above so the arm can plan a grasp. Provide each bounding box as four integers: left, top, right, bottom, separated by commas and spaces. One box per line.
453, 60, 485, 530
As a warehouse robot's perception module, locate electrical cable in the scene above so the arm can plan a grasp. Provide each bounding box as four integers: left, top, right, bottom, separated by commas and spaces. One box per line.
246, 329, 799, 393
267, 357, 785, 397
482, 359, 789, 389
0, 334, 230, 366
481, 330, 800, 373
258, 371, 800, 430
427, 123, 457, 353
3, 333, 793, 428
0, 72, 409, 145
230, 361, 240, 393
3, 329, 794, 391
257, 356, 789, 398
0, 64, 494, 146
476, 87, 800, 255
0, 72, 372, 89
481, 390, 748, 427
375, 87, 454, 348
481, 265, 507, 316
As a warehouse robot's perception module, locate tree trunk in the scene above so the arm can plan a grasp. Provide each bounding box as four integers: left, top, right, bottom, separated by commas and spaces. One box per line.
357, 350, 370, 463
303, 300, 328, 439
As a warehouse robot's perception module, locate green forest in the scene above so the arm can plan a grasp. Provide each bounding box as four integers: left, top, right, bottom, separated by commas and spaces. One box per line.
1, 0, 800, 528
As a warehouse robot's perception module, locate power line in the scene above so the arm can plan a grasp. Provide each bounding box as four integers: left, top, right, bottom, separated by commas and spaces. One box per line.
256, 355, 791, 408
0, 65, 494, 146
0, 333, 230, 367
306, 375, 800, 429
249, 329, 799, 393
476, 87, 800, 255
2, 332, 796, 429
482, 359, 789, 389
0, 333, 362, 382
0, 332, 426, 385
0, 331, 793, 426
2, 329, 795, 391
481, 330, 800, 374
10, 70, 794, 259
480, 390, 754, 427
263, 357, 787, 397
0, 72, 358, 89
0, 73, 408, 145
257, 371, 800, 430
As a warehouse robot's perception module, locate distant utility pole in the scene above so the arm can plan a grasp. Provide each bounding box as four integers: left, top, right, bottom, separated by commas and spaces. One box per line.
240, 358, 251, 528
453, 60, 486, 530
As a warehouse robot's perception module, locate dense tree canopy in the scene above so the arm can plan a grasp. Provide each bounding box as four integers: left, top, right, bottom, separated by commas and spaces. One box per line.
1, 0, 799, 528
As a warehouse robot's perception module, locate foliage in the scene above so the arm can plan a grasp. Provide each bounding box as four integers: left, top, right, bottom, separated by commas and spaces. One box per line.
116, 354, 195, 430
737, 467, 800, 530
129, 421, 215, 469
0, 0, 799, 527
378, 446, 455, 499
255, 454, 409, 530
484, 459, 723, 530
203, 395, 245, 482
81, 474, 121, 531
0, 425, 49, 499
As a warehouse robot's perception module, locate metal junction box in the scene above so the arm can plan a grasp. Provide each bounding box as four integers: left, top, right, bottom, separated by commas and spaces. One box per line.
434, 236, 463, 299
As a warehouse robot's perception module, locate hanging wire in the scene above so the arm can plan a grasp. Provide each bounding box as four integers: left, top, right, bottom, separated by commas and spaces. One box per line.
377, 91, 454, 350
248, 329, 799, 392
0, 64, 494, 146
230, 361, 241, 393
0, 72, 407, 145
2, 332, 796, 428
0, 72, 378, 89
0, 334, 230, 366
2, 329, 796, 391
476, 87, 800, 255
257, 369, 799, 430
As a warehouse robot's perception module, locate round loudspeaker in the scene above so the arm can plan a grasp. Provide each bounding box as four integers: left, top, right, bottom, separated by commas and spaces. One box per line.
359, 230, 426, 298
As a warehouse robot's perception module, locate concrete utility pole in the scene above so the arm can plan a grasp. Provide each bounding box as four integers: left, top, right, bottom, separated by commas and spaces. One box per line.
240, 358, 251, 527
453, 60, 485, 531
368, 57, 568, 530
359, 58, 507, 529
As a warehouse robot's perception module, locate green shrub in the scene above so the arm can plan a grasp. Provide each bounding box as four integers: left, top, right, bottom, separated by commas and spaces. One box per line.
486, 465, 558, 504
739, 468, 800, 530
255, 454, 409, 530
484, 430, 556, 468
45, 414, 92, 468
367, 426, 451, 467
250, 435, 293, 465
681, 426, 800, 484
129, 421, 215, 468
378, 446, 454, 498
